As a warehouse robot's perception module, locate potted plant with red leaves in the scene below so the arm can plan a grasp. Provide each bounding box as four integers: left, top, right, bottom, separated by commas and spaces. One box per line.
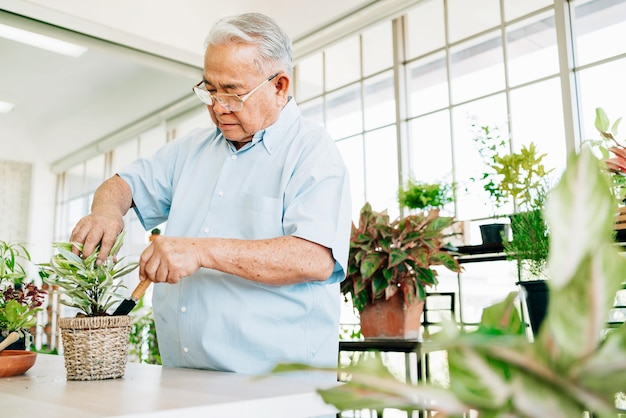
592, 108, 626, 203
341, 202, 461, 339
0, 240, 45, 352
0, 283, 46, 352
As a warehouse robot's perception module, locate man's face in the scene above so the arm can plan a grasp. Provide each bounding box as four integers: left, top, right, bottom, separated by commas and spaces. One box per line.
202, 43, 289, 147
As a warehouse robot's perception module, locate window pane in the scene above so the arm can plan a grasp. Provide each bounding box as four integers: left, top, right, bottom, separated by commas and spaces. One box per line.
447, 0, 501, 43
452, 94, 509, 221
139, 125, 167, 158
577, 57, 626, 143
509, 78, 566, 181
65, 164, 85, 201
111, 139, 138, 173
325, 36, 360, 90
406, 0, 445, 58
364, 71, 395, 130
407, 50, 448, 117
459, 261, 518, 324
364, 126, 399, 218
295, 53, 323, 101
408, 110, 453, 183
85, 154, 105, 193
573, 0, 626, 66
336, 135, 364, 221
325, 84, 362, 140
54, 207, 67, 241
171, 108, 211, 136
300, 98, 324, 127
362, 21, 393, 76
408, 111, 454, 216
507, 11, 559, 86
66, 197, 87, 237
450, 31, 505, 104
504, 0, 552, 21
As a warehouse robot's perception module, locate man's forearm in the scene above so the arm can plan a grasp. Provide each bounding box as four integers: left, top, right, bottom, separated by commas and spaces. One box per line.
140, 235, 336, 285
202, 235, 336, 285
91, 174, 133, 218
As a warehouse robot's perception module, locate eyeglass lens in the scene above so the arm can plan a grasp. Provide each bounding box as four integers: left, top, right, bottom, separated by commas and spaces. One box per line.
193, 89, 243, 111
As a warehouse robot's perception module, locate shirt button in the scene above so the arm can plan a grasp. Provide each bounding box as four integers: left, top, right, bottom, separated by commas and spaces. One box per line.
203, 227, 209, 233
231, 155, 237, 160
183, 347, 189, 353
218, 191, 224, 197
181, 306, 187, 312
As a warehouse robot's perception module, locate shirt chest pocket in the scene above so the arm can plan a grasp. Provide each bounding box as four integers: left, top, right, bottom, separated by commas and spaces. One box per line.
236, 193, 283, 238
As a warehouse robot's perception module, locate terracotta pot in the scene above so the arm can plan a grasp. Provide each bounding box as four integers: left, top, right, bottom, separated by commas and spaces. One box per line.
359, 291, 425, 339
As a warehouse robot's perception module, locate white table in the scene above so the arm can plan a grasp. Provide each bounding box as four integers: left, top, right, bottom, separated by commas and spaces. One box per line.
0, 354, 339, 417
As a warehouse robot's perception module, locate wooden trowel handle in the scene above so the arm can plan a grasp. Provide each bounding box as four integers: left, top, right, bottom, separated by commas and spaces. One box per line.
131, 280, 152, 301
0, 331, 20, 353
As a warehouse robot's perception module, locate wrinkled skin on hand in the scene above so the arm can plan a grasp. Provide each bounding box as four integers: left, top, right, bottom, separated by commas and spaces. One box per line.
139, 236, 204, 284
70, 213, 124, 264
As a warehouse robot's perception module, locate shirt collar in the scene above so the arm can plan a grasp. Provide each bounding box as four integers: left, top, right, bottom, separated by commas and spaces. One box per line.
259, 97, 298, 154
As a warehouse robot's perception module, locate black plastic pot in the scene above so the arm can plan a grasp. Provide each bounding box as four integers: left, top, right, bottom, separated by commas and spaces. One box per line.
0, 333, 27, 350
479, 223, 509, 244
518, 280, 549, 335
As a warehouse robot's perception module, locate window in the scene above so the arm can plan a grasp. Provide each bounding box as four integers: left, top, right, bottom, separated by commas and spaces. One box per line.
571, 0, 626, 141
293, 0, 626, 330
506, 10, 559, 87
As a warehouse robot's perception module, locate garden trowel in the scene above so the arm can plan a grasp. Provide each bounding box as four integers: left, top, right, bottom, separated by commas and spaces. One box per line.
112, 280, 152, 316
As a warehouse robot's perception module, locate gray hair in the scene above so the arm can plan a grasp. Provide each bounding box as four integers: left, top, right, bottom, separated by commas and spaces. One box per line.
205, 13, 293, 77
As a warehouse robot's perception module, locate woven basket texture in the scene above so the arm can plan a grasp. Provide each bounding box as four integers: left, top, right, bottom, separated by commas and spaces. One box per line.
58, 315, 132, 381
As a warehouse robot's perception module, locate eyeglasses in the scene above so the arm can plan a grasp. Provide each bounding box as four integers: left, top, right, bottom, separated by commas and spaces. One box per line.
192, 73, 279, 112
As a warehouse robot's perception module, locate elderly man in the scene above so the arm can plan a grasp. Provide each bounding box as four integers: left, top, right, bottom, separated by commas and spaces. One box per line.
70, 12, 351, 378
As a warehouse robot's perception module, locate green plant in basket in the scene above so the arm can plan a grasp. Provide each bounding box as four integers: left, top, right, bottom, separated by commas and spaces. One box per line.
39, 231, 138, 317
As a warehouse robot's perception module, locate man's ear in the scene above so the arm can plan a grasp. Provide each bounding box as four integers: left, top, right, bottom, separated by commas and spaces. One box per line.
274, 73, 290, 100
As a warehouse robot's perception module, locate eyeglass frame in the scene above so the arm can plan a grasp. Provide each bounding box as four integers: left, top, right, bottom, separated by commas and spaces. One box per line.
192, 72, 280, 112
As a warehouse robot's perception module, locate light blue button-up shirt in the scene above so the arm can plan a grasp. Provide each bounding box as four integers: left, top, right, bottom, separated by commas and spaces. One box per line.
118, 99, 351, 375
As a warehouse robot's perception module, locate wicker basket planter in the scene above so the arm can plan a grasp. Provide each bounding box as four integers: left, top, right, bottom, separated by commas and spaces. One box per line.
58, 315, 132, 381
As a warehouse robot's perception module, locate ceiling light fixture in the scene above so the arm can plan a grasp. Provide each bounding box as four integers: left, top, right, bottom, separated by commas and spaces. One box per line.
0, 101, 15, 114
0, 23, 87, 57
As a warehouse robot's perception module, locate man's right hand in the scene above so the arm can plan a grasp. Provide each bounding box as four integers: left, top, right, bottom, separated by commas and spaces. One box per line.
69, 174, 133, 265
69, 213, 124, 265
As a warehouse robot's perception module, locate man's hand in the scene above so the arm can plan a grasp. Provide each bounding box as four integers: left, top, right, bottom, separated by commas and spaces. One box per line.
70, 213, 124, 265
69, 174, 133, 264
140, 236, 203, 284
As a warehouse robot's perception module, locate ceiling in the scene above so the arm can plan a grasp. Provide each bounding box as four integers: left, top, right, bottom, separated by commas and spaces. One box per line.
0, 0, 378, 168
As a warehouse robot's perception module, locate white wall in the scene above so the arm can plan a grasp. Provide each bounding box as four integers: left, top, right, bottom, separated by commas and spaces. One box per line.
27, 160, 56, 270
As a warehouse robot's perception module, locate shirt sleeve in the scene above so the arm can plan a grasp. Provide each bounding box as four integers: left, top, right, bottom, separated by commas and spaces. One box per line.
117, 129, 210, 230
282, 139, 352, 284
